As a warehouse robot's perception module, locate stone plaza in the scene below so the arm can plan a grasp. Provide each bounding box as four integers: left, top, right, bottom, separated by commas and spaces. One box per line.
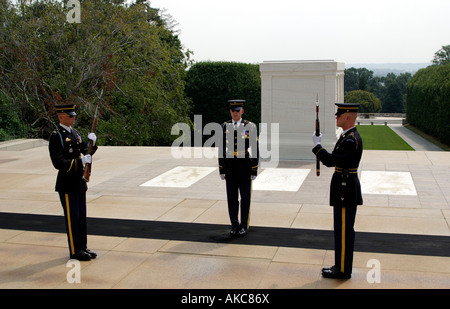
0, 135, 449, 289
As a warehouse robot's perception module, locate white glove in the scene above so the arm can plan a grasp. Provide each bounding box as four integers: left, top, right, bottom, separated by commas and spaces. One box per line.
220, 174, 225, 180
312, 132, 322, 146
81, 154, 91, 164
88, 132, 97, 145
251, 175, 257, 180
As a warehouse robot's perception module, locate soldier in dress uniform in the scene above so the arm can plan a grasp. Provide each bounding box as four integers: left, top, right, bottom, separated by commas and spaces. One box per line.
312, 103, 363, 279
219, 100, 259, 237
48, 104, 98, 261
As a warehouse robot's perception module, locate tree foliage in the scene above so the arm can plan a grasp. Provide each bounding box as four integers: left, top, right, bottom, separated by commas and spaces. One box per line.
379, 72, 411, 113
344, 67, 374, 92
432, 45, 450, 66
344, 90, 381, 113
0, 0, 192, 145
344, 68, 411, 113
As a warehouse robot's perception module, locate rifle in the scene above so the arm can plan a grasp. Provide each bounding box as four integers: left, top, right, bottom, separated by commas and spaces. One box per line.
82, 89, 103, 182
315, 94, 320, 176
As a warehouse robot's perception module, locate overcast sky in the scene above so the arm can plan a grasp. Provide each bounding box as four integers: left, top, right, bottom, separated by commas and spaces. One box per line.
148, 0, 449, 65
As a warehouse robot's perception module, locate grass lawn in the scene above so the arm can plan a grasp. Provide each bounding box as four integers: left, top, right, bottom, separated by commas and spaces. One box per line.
356, 125, 415, 151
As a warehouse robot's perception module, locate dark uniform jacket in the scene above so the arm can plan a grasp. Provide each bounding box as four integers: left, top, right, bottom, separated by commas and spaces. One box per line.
49, 125, 97, 193
312, 127, 363, 207
219, 119, 259, 179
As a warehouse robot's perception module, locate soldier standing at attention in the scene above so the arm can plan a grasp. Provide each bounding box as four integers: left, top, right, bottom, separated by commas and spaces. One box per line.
312, 103, 363, 279
49, 104, 98, 261
219, 100, 259, 237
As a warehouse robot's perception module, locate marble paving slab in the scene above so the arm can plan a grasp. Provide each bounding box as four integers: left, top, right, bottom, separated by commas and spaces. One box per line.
253, 168, 311, 192
361, 171, 417, 195
140, 166, 217, 188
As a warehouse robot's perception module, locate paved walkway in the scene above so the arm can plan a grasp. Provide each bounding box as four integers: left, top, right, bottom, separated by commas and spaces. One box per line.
388, 124, 443, 151
0, 138, 449, 291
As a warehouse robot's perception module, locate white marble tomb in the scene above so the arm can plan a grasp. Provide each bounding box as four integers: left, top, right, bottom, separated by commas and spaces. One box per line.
259, 60, 345, 161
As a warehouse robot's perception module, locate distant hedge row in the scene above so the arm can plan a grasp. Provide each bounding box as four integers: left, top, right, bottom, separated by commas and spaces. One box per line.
406, 63, 450, 145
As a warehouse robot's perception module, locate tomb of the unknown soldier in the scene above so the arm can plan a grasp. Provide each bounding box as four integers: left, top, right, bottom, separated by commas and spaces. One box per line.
260, 60, 345, 161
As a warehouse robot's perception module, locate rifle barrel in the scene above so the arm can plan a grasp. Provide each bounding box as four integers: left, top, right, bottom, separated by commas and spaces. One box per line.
82, 90, 103, 182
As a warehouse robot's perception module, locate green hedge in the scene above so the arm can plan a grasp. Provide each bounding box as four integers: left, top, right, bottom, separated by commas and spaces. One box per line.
406, 63, 450, 145
185, 61, 261, 126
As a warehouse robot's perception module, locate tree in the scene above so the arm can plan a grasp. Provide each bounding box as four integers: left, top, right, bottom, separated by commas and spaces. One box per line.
344, 90, 381, 113
344, 68, 411, 113
0, 0, 192, 145
432, 45, 450, 65
380, 73, 411, 113
344, 67, 375, 93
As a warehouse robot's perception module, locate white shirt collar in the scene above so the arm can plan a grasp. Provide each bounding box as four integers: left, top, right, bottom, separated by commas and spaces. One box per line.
342, 126, 355, 136
59, 123, 71, 133
232, 118, 242, 126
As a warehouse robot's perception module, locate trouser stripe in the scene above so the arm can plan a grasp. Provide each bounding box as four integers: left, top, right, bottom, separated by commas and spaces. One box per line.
65, 194, 75, 255
341, 207, 346, 273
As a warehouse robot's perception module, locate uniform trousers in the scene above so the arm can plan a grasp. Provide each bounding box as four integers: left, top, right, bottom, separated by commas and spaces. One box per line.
225, 176, 252, 230
333, 205, 357, 275
58, 192, 87, 256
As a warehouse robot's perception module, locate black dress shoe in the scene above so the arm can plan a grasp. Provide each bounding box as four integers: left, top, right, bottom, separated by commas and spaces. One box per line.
321, 266, 333, 272
84, 249, 97, 259
237, 228, 246, 237
70, 250, 91, 261
321, 266, 351, 279
230, 228, 237, 237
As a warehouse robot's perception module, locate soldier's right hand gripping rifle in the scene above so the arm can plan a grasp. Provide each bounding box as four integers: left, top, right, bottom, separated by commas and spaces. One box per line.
82, 89, 103, 182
